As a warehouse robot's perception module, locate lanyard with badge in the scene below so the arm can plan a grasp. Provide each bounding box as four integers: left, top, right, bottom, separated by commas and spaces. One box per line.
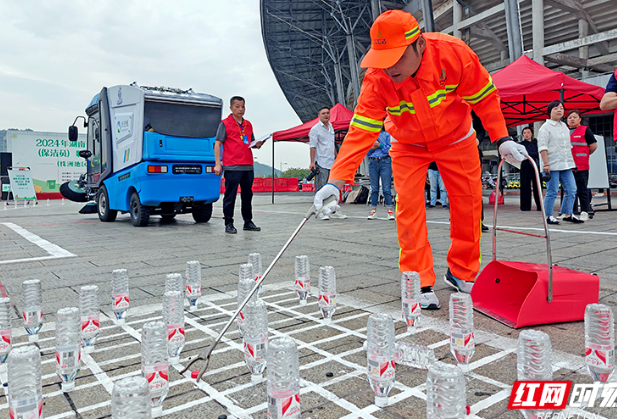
236, 119, 249, 145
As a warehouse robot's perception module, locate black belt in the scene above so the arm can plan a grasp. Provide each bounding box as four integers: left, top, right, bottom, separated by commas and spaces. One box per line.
369, 156, 390, 160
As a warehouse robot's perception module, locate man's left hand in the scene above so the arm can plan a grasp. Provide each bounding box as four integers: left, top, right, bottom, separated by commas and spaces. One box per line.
254, 141, 264, 149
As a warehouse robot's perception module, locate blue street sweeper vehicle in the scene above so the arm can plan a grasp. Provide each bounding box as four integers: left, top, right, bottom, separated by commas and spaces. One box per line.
62, 83, 223, 226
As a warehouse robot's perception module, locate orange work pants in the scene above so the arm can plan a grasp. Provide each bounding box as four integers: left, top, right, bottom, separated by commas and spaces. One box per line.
390, 134, 482, 288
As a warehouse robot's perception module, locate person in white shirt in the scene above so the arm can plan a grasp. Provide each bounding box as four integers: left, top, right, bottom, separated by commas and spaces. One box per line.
537, 100, 583, 225
309, 107, 346, 220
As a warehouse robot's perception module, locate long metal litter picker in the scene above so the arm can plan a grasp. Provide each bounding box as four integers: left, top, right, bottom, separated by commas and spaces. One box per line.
181, 196, 338, 380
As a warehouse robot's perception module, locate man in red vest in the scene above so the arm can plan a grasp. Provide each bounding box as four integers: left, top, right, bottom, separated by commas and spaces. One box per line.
214, 96, 263, 234
567, 110, 597, 221
600, 69, 617, 142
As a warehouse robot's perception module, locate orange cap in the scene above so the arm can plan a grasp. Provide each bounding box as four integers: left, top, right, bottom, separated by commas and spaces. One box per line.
360, 10, 421, 69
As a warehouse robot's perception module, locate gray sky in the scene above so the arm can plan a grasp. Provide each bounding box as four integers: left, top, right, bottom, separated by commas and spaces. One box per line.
0, 0, 310, 170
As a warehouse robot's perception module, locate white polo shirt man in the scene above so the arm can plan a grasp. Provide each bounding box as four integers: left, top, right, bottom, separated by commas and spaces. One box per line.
309, 106, 346, 220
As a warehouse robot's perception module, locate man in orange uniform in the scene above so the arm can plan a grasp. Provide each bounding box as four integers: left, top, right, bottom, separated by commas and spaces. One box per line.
314, 10, 528, 309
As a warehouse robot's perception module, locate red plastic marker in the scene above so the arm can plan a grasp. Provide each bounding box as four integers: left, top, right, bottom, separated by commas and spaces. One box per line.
191, 370, 199, 379
466, 405, 470, 415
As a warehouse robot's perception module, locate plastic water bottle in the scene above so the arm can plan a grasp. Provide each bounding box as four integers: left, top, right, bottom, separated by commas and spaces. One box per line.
22, 279, 43, 342
56, 307, 81, 392
401, 271, 421, 333
46, 199, 50, 206
141, 321, 169, 417
62, 197, 65, 205
366, 313, 396, 407
237, 263, 255, 337
248, 252, 263, 288
243, 298, 268, 382
426, 361, 466, 418
0, 297, 12, 371
112, 269, 130, 324
318, 266, 336, 324
295, 255, 310, 305
163, 291, 185, 365
8, 345, 43, 419
449, 293, 475, 372
111, 376, 152, 419
395, 342, 435, 369
185, 261, 202, 312
267, 336, 300, 419
165, 273, 183, 295
517, 330, 552, 419
585, 304, 614, 383
517, 330, 552, 381
80, 285, 100, 353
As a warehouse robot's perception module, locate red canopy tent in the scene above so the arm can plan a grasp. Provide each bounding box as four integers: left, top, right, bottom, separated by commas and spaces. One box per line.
266, 103, 352, 202
492, 55, 605, 127
272, 103, 353, 143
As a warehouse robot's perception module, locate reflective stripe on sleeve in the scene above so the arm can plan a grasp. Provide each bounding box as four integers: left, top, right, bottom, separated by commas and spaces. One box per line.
387, 101, 415, 116
350, 114, 383, 132
462, 77, 497, 104
571, 142, 588, 146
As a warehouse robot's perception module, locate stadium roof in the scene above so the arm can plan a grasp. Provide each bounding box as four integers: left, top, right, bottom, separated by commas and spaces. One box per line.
261, 0, 617, 124
260, 0, 409, 123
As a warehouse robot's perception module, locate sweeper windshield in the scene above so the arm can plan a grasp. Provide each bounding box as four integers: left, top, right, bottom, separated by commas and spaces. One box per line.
143, 99, 221, 139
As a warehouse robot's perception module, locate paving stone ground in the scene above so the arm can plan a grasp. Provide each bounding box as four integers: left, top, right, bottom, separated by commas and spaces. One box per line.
0, 191, 616, 418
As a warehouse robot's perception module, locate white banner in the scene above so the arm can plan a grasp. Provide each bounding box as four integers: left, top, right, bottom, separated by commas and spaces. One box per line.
6, 130, 87, 195
588, 135, 609, 189
7, 167, 37, 201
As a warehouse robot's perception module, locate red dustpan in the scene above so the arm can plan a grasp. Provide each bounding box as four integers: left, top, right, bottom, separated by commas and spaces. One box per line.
471, 158, 599, 328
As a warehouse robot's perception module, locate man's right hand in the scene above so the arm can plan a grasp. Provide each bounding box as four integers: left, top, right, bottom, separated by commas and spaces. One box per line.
309, 162, 316, 171
214, 164, 223, 176
498, 139, 528, 168
313, 183, 341, 218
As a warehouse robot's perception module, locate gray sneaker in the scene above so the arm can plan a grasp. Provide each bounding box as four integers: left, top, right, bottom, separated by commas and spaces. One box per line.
330, 211, 347, 219
443, 269, 474, 294
420, 289, 441, 310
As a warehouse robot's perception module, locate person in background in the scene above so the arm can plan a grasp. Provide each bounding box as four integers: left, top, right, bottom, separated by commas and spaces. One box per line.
567, 110, 597, 221
537, 100, 583, 225
427, 162, 448, 209
367, 128, 395, 220
472, 112, 489, 231
309, 107, 346, 220
599, 69, 617, 142
519, 127, 542, 212
214, 96, 263, 234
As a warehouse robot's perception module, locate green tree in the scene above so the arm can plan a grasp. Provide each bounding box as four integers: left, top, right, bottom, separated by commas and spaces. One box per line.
282, 167, 311, 179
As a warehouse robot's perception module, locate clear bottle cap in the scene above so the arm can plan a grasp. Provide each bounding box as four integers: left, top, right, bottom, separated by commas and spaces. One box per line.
62, 381, 76, 392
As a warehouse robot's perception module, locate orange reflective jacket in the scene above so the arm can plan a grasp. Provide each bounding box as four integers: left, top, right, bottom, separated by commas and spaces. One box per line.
330, 33, 508, 182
